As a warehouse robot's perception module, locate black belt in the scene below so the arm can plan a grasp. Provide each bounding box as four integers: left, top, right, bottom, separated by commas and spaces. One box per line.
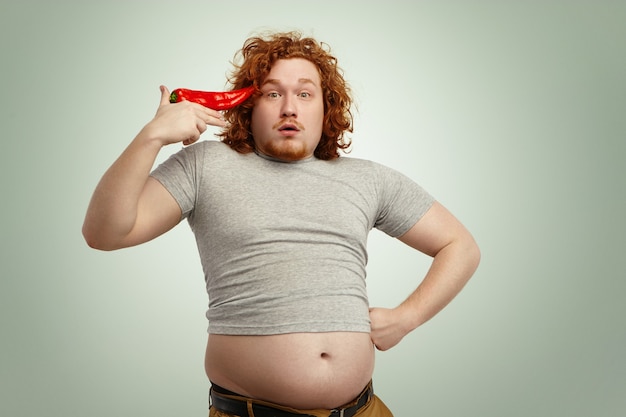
210, 382, 373, 417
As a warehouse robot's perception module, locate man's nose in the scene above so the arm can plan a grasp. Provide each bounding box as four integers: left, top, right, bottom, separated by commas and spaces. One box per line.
281, 95, 297, 118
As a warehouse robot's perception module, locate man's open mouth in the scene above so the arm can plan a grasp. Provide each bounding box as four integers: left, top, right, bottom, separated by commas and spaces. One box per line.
278, 123, 300, 132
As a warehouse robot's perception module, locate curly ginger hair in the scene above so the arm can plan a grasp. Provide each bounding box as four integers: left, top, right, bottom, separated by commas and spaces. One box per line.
218, 31, 353, 160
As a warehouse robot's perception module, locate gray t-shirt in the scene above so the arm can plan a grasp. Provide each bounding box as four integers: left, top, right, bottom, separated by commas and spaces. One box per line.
151, 140, 435, 335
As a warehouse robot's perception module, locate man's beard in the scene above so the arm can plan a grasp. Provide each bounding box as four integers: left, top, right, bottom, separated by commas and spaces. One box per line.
263, 139, 312, 161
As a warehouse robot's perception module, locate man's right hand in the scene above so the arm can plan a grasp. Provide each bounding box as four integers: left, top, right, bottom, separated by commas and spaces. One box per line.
140, 85, 227, 147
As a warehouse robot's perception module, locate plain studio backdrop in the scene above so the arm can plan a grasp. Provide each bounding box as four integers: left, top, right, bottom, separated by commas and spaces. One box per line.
1, 1, 624, 416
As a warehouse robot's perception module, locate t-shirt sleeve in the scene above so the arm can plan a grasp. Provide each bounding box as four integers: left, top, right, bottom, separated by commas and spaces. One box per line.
149, 142, 205, 219
373, 163, 436, 237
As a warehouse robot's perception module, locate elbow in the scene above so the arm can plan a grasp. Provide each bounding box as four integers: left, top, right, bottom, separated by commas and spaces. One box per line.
82, 223, 98, 249
82, 232, 110, 252
466, 235, 481, 274
83, 237, 110, 251
82, 223, 119, 251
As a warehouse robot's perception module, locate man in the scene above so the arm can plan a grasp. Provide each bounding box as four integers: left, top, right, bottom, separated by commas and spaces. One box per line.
83, 31, 480, 417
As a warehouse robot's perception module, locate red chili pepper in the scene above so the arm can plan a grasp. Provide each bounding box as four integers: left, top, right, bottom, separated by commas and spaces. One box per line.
169, 86, 256, 110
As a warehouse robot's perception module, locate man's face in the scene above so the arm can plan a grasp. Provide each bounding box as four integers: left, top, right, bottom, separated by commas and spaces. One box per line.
251, 58, 324, 161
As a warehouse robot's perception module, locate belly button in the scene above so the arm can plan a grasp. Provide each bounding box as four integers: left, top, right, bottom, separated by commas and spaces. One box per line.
320, 352, 330, 359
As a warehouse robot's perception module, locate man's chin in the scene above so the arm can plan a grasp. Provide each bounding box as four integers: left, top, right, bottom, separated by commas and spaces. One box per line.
264, 143, 311, 162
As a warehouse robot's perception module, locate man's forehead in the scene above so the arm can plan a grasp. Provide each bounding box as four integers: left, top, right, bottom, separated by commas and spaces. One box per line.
262, 58, 321, 86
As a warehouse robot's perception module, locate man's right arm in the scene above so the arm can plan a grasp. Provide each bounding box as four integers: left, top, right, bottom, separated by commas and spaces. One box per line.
82, 85, 225, 251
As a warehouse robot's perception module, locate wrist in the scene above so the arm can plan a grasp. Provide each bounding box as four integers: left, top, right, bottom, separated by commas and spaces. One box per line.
135, 124, 170, 150
394, 302, 422, 333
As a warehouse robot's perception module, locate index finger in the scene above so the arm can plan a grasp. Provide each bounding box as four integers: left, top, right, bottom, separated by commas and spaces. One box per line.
194, 104, 226, 127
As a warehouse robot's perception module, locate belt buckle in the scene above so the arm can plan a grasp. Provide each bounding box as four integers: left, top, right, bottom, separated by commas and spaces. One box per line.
331, 409, 345, 417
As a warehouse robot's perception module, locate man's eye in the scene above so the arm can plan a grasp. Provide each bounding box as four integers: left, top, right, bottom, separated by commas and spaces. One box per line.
300, 92, 311, 98
267, 92, 280, 98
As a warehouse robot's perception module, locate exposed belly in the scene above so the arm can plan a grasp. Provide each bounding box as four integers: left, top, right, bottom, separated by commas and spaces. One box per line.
205, 332, 375, 409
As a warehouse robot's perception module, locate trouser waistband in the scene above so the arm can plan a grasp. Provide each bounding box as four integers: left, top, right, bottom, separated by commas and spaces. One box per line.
210, 381, 373, 417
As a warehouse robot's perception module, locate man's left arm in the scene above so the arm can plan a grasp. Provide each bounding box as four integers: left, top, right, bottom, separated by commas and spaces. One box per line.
369, 201, 481, 351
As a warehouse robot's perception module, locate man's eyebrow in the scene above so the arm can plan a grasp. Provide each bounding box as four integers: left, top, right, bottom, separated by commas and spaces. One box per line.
262, 78, 318, 87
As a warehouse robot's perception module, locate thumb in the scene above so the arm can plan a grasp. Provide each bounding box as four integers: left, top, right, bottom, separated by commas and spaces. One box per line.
159, 85, 171, 106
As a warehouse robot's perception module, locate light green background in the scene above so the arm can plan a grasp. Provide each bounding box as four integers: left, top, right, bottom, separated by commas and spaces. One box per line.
1, 1, 624, 416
